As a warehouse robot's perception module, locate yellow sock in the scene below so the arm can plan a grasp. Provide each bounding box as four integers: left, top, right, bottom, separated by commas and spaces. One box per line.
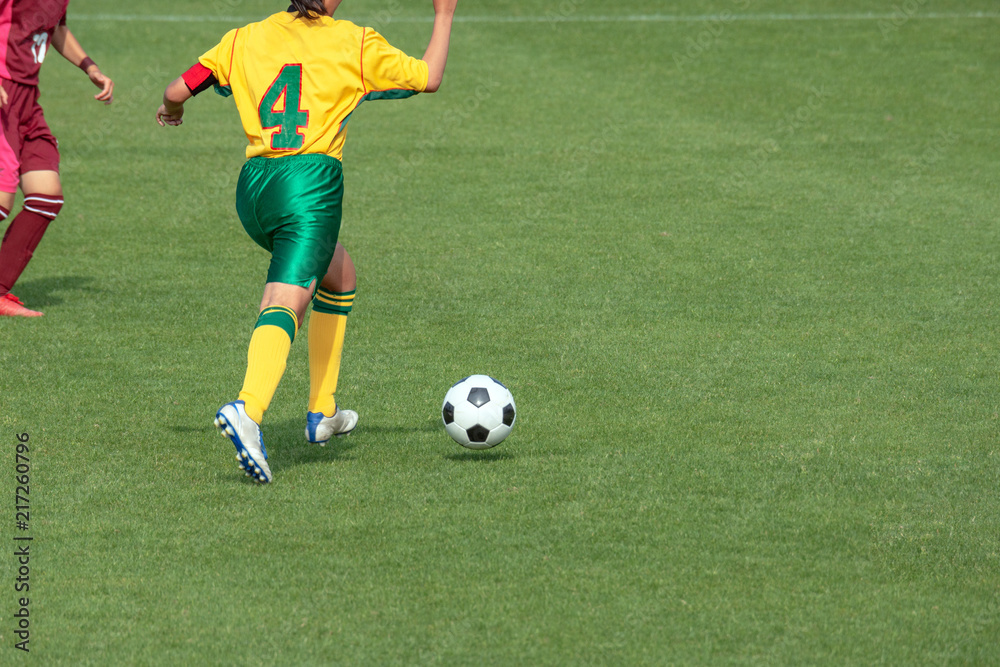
238, 306, 298, 423
309, 288, 354, 417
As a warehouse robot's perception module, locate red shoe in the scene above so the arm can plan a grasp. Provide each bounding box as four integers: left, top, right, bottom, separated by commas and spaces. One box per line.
0, 293, 43, 317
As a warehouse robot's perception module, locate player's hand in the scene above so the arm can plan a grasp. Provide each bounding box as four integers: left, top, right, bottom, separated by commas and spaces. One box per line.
156, 104, 184, 127
88, 67, 114, 105
0, 81, 8, 108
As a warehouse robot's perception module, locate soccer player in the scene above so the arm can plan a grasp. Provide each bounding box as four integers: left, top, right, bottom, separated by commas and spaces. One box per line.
0, 0, 114, 317
156, 0, 458, 482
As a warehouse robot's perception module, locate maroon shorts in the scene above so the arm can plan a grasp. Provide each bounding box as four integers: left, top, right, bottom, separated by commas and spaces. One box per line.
0, 79, 60, 194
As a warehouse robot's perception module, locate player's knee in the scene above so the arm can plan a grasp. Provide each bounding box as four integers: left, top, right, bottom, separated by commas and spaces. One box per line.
331, 263, 357, 293
323, 244, 356, 293
314, 248, 356, 316
23, 194, 64, 221
0, 191, 15, 218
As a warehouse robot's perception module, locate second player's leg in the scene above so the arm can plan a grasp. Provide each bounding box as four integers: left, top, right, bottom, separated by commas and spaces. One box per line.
0, 78, 17, 218
17, 171, 65, 265
0, 170, 64, 316
20, 170, 63, 199
0, 81, 62, 313
0, 169, 64, 264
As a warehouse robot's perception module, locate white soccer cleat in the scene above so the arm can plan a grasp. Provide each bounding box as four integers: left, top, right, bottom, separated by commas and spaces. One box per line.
305, 408, 359, 445
215, 401, 272, 483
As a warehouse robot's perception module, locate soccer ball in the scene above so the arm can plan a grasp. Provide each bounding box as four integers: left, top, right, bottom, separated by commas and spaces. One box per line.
441, 375, 516, 449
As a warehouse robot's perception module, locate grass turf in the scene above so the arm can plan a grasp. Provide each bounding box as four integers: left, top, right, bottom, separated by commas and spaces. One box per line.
1, 0, 998, 663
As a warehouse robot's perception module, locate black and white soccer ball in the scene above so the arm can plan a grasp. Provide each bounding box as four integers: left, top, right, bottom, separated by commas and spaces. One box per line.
442, 375, 516, 449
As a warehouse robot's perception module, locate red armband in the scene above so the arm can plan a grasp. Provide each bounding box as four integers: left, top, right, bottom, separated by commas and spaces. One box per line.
182, 62, 218, 96
79, 57, 96, 72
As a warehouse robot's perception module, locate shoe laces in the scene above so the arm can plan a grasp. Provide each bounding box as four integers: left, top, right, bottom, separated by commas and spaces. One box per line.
4, 294, 26, 306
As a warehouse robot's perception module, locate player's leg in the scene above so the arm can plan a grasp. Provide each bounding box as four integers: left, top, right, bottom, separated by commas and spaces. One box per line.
0, 82, 55, 317
215, 154, 345, 481
306, 242, 359, 443
0, 79, 18, 235
0, 171, 61, 316
0, 191, 14, 218
215, 280, 313, 484
0, 146, 32, 318
236, 280, 315, 426
15, 171, 63, 264
0, 84, 63, 314
231, 155, 343, 427
0, 190, 18, 314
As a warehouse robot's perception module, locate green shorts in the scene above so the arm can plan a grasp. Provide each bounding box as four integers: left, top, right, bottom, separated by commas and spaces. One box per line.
236, 153, 344, 289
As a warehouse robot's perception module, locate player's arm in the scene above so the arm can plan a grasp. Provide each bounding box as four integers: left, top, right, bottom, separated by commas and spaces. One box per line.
51, 25, 114, 104
422, 0, 459, 92
157, 63, 219, 127
157, 77, 193, 127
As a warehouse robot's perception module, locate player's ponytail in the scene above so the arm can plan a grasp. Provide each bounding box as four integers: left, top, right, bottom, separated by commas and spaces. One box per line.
289, 0, 328, 19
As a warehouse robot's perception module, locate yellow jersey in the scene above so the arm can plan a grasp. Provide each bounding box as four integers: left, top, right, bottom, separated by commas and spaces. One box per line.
193, 11, 429, 161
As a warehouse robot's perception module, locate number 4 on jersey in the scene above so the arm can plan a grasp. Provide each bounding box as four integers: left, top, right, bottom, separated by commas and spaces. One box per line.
259, 65, 309, 150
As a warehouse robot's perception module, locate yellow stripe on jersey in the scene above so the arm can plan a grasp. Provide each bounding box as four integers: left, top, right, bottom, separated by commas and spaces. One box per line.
198, 12, 429, 161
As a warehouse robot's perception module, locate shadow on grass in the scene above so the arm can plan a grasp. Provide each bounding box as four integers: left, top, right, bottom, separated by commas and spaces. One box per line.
171, 418, 357, 477
361, 421, 441, 436
14, 275, 98, 307
176, 414, 484, 477
261, 418, 359, 468
444, 449, 515, 462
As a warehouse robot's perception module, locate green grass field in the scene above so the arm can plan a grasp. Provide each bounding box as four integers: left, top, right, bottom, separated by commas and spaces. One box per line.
1, 0, 998, 663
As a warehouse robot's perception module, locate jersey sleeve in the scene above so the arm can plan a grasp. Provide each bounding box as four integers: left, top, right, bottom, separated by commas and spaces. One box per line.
197, 28, 240, 90
361, 29, 429, 94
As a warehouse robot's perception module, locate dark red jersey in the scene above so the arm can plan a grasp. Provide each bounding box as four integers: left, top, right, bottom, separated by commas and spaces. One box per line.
0, 0, 69, 86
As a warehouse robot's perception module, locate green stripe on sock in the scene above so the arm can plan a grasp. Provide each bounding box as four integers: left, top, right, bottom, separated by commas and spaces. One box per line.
256, 307, 298, 341
313, 288, 355, 315
317, 288, 355, 300
312, 299, 353, 316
